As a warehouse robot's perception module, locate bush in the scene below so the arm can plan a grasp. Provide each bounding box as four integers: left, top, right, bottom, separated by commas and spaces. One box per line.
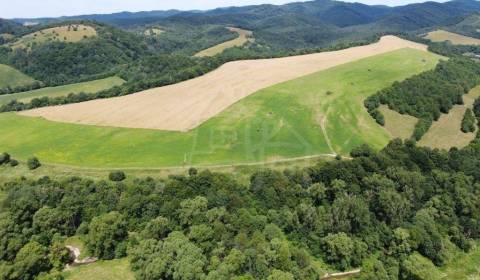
188, 167, 198, 176
27, 157, 41, 170
9, 159, 18, 167
461, 108, 476, 133
0, 152, 10, 165
109, 171, 126, 182
412, 118, 433, 141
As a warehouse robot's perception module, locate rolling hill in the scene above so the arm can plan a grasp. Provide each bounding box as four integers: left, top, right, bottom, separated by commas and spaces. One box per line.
11, 0, 480, 53
0, 64, 37, 89
4, 1, 480, 280
0, 47, 441, 168
0, 76, 124, 105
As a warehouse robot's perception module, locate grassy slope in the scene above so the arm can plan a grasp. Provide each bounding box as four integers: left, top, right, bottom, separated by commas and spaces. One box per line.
0, 49, 441, 168
0, 76, 125, 105
425, 30, 480, 45
195, 28, 253, 57
0, 64, 36, 89
419, 86, 480, 150
63, 258, 134, 280
439, 244, 480, 279
10, 25, 97, 49
379, 105, 418, 139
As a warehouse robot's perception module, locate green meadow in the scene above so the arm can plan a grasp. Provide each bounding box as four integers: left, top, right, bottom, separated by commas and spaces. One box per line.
62, 258, 134, 280
0, 64, 37, 89
0, 76, 125, 105
0, 48, 442, 168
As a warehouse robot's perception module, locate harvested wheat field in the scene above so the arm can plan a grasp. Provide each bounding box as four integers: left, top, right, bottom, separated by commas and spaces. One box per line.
425, 30, 480, 45
21, 36, 428, 131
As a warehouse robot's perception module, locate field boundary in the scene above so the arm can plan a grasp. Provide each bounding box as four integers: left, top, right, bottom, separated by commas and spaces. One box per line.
21, 36, 429, 131
31, 153, 345, 172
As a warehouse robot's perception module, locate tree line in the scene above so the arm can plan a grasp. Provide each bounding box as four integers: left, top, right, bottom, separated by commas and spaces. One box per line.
0, 35, 383, 113
365, 58, 480, 140
3, 138, 480, 279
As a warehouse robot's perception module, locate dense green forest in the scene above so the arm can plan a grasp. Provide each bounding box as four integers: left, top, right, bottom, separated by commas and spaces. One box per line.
0, 22, 147, 87
4, 139, 480, 279
141, 23, 237, 55
365, 58, 480, 140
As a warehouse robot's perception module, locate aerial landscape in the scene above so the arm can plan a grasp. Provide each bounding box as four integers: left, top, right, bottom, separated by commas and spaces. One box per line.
3, 0, 480, 279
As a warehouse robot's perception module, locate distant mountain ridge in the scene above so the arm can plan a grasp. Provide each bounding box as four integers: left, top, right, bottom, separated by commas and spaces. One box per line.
10, 0, 480, 30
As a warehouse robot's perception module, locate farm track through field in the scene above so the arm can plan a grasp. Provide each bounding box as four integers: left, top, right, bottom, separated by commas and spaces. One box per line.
38, 153, 345, 172
21, 36, 428, 131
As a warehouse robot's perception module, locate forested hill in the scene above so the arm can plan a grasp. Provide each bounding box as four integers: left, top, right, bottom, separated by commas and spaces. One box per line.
0, 19, 25, 35
8, 0, 480, 53
16, 0, 479, 51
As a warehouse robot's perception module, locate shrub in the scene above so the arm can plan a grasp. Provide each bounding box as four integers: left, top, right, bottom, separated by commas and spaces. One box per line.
188, 167, 198, 176
109, 171, 126, 182
0, 152, 10, 165
9, 159, 18, 167
461, 108, 476, 133
27, 157, 41, 170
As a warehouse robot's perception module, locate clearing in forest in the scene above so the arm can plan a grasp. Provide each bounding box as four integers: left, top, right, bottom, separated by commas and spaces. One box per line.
418, 86, 480, 150
0, 48, 441, 168
0, 76, 125, 105
10, 24, 97, 49
0, 64, 37, 89
21, 36, 429, 131
144, 27, 164, 36
424, 30, 480, 45
62, 258, 134, 280
194, 27, 254, 57
379, 105, 418, 139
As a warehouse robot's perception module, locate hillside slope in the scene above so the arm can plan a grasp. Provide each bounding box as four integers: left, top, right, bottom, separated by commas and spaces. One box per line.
21, 36, 427, 131
1, 48, 441, 168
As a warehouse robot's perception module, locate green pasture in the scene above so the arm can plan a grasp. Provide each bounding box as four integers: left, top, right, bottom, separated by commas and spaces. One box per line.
63, 258, 134, 280
0, 64, 36, 89
0, 76, 125, 105
0, 48, 442, 168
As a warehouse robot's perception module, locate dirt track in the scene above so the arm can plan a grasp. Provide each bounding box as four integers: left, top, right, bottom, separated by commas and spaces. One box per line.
21, 36, 428, 131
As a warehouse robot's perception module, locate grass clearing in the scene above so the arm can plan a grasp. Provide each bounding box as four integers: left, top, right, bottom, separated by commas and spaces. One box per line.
0, 64, 37, 89
144, 27, 164, 36
419, 86, 480, 150
439, 243, 480, 279
0, 76, 125, 105
10, 25, 96, 49
62, 258, 134, 280
0, 49, 441, 168
425, 29, 480, 45
194, 27, 253, 57
379, 105, 418, 139
0, 33, 14, 40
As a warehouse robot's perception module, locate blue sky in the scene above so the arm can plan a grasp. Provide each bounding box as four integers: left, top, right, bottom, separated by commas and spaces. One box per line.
2, 0, 447, 19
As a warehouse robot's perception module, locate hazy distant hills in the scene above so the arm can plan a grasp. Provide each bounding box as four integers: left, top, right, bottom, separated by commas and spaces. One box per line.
0, 0, 477, 54
10, 0, 480, 30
